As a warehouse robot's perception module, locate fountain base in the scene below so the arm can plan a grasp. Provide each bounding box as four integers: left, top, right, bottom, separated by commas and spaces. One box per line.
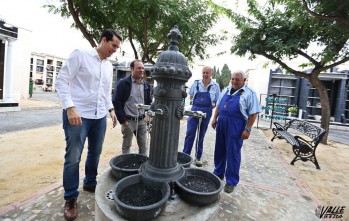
95, 169, 220, 221
139, 162, 185, 183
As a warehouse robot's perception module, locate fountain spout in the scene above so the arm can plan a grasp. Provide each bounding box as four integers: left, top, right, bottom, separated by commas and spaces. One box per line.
145, 109, 164, 117
134, 103, 151, 110
183, 110, 207, 118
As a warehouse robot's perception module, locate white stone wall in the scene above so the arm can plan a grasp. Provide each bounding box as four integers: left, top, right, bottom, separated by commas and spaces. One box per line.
246, 62, 270, 106
12, 28, 32, 99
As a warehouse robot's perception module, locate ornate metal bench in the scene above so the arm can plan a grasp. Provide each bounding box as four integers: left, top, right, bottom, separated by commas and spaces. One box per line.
271, 119, 326, 169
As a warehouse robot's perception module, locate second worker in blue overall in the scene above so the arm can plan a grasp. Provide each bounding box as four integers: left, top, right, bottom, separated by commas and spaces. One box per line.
183, 66, 220, 167
211, 70, 261, 193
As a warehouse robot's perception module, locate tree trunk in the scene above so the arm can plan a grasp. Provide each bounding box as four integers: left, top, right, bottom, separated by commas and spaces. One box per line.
67, 0, 96, 47
309, 77, 329, 144
128, 27, 138, 59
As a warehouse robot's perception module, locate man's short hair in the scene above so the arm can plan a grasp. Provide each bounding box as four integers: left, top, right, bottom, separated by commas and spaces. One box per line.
99, 29, 122, 43
130, 59, 143, 69
232, 70, 246, 79
202, 66, 213, 73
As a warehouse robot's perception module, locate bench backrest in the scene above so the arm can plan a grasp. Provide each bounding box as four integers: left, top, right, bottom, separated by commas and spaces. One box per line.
285, 119, 326, 144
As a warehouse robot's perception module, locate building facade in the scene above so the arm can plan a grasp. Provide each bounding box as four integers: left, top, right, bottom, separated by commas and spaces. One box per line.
0, 20, 32, 111
249, 67, 349, 123
30, 52, 65, 92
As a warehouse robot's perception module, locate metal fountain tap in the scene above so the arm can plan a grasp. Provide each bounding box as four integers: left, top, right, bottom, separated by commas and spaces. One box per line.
134, 103, 151, 110
145, 109, 164, 117
183, 110, 207, 118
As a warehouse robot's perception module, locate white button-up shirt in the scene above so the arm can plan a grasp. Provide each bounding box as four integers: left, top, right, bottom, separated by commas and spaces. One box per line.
55, 48, 114, 119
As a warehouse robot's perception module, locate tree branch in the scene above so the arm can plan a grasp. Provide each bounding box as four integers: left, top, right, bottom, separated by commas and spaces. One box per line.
317, 57, 349, 73
67, 0, 96, 47
184, 42, 196, 58
128, 26, 138, 59
256, 51, 310, 79
142, 16, 150, 63
296, 49, 320, 66
302, 0, 349, 27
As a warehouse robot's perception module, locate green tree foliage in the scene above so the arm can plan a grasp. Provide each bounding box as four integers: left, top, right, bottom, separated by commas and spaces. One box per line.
220, 64, 231, 88
214, 0, 349, 143
212, 66, 218, 79
44, 0, 226, 64
213, 64, 230, 91
214, 68, 225, 90
216, 76, 224, 91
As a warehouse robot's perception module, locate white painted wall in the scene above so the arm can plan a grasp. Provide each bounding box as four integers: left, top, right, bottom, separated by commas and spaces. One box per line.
11, 27, 32, 99
246, 61, 272, 107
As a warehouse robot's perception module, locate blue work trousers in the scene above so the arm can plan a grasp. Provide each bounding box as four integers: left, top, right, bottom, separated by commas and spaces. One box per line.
183, 106, 212, 160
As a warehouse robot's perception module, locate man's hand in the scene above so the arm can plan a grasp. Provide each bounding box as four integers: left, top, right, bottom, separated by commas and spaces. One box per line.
67, 106, 82, 126
144, 115, 149, 122
211, 118, 217, 129
241, 130, 251, 140
110, 110, 117, 128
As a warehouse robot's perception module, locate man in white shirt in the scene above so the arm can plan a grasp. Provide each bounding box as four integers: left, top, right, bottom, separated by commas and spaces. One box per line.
55, 29, 122, 221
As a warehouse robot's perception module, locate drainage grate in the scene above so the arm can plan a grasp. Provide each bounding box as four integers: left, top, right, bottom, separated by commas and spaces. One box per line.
105, 189, 114, 201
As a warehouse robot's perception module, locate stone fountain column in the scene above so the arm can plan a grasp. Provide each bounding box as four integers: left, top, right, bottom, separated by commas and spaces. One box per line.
139, 26, 192, 182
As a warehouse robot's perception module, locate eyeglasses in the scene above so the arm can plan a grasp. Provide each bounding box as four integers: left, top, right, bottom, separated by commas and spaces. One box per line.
231, 78, 243, 81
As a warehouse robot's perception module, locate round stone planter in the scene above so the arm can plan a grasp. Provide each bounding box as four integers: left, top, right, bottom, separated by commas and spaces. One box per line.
113, 174, 170, 221
175, 168, 223, 206
110, 154, 147, 180
177, 152, 193, 168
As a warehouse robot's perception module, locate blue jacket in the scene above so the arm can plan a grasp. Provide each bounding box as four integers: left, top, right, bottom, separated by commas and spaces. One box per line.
112, 75, 152, 124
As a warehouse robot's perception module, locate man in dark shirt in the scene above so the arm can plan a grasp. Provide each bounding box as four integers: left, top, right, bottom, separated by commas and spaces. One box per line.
112, 59, 152, 155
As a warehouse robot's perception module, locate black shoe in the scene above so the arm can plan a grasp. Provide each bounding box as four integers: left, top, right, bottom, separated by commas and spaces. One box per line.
83, 184, 96, 192
224, 184, 235, 193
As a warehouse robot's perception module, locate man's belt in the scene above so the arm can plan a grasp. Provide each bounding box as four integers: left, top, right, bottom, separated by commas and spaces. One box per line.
126, 115, 144, 121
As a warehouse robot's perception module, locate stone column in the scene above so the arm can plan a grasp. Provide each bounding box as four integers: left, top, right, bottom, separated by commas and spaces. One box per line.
335, 78, 347, 122
4, 39, 14, 100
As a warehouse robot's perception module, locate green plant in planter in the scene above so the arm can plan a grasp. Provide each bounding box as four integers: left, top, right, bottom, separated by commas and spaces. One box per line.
288, 106, 298, 114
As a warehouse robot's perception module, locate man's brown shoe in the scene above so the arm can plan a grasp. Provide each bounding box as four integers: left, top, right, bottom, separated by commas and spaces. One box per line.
64, 198, 77, 221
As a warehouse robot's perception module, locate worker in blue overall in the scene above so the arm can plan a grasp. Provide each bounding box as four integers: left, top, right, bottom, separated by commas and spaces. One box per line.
211, 70, 261, 193
183, 66, 220, 167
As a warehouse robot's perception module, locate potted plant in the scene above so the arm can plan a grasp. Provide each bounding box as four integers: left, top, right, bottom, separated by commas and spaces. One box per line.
288, 106, 298, 117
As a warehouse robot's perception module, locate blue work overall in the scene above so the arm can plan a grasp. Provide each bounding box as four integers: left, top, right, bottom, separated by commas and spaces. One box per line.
183, 83, 212, 160
213, 90, 245, 186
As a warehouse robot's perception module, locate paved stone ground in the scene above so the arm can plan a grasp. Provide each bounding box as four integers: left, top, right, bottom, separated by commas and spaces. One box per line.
0, 95, 330, 220
0, 118, 321, 221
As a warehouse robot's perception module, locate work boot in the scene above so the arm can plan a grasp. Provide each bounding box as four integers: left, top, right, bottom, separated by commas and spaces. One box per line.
224, 184, 235, 193
64, 198, 77, 221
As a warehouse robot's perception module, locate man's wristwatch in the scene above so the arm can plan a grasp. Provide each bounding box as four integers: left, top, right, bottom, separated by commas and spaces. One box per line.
109, 108, 114, 113
245, 127, 251, 132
